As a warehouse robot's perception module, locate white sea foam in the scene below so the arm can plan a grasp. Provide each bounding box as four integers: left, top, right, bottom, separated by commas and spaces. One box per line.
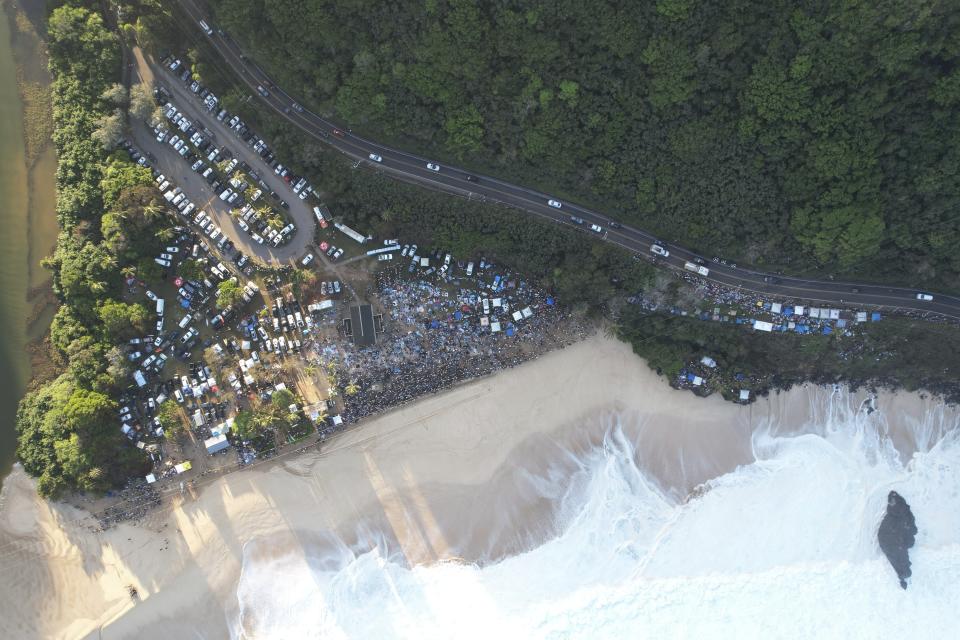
233, 393, 960, 639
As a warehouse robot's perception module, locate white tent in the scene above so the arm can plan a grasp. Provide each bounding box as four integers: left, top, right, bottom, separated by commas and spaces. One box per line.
204, 434, 230, 455
753, 320, 774, 332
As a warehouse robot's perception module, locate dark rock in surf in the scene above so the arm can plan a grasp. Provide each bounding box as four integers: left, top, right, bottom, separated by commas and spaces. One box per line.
877, 491, 917, 589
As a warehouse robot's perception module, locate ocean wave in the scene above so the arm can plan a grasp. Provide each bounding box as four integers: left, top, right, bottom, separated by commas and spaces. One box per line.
232, 393, 960, 639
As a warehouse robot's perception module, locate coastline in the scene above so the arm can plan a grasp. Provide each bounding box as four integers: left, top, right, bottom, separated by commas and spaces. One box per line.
1, 332, 953, 638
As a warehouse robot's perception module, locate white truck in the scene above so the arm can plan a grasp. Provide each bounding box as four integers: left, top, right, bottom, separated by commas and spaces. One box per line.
684, 261, 710, 277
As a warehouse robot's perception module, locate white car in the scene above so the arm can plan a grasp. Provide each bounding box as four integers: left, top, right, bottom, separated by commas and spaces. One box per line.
916, 293, 934, 301
165, 246, 180, 253
650, 244, 670, 257
155, 258, 171, 267
159, 253, 174, 261
590, 224, 603, 233
238, 219, 249, 232
547, 199, 562, 208
252, 233, 264, 244
426, 163, 440, 172
368, 153, 382, 163
378, 253, 393, 261
301, 253, 314, 266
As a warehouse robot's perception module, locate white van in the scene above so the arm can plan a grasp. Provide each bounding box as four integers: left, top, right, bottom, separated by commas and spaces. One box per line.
178, 313, 193, 329
466, 262, 474, 276
156, 298, 165, 316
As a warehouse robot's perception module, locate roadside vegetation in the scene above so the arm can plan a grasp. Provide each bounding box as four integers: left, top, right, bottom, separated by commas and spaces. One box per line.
208, 0, 960, 291
15, 1, 170, 497
619, 311, 960, 404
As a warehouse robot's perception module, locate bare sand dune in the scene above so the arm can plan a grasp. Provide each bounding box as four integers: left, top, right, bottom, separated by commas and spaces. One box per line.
0, 333, 948, 639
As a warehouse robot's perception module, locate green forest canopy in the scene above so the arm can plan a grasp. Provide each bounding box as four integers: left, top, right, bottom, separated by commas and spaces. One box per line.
209, 0, 960, 288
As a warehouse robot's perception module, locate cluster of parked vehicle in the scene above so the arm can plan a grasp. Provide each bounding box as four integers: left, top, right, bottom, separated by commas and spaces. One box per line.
159, 57, 303, 243
316, 241, 344, 261
167, 56, 317, 206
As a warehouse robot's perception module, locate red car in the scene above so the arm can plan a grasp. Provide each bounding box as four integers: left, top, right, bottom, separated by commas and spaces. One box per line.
332, 128, 344, 137
319, 241, 329, 252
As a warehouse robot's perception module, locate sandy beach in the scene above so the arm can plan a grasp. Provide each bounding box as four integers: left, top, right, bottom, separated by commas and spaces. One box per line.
0, 333, 952, 639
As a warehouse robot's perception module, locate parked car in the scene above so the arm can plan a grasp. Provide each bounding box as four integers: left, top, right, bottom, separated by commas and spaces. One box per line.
301, 253, 314, 266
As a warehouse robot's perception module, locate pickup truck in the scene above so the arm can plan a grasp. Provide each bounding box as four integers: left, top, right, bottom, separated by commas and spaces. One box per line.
684, 261, 710, 277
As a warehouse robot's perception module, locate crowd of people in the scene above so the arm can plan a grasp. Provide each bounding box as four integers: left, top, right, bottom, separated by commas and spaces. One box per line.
327, 269, 590, 424
91, 481, 162, 530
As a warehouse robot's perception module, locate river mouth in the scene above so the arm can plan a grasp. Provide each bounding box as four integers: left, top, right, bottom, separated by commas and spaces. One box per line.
0, 0, 58, 482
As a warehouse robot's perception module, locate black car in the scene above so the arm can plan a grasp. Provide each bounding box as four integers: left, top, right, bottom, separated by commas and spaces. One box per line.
464, 174, 478, 182
609, 221, 622, 229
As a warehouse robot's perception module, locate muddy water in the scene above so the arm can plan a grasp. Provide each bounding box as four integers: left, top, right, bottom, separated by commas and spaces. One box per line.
0, 1, 58, 482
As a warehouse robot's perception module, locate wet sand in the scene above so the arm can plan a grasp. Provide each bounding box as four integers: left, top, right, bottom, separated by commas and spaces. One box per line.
0, 334, 952, 639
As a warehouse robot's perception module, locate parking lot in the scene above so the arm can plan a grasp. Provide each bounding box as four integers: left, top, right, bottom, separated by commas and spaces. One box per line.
131, 60, 318, 266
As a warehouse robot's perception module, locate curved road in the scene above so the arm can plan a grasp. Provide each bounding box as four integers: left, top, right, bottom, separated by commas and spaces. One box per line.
175, 0, 960, 320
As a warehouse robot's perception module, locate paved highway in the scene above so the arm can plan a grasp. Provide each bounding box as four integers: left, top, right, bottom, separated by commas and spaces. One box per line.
173, 0, 960, 320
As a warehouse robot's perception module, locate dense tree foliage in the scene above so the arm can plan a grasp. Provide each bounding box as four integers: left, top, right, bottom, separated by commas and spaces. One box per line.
16, 2, 169, 497
618, 310, 960, 404
210, 0, 960, 288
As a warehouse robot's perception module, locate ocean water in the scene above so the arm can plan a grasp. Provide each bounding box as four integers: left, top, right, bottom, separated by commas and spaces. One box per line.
232, 394, 960, 639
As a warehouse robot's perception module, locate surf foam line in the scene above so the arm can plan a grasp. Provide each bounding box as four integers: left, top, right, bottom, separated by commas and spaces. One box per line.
232, 392, 960, 640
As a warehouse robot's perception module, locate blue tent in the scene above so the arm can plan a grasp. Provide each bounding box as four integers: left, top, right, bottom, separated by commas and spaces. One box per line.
454, 311, 463, 321
822, 325, 833, 335
430, 320, 440, 329
686, 373, 696, 382
546, 297, 555, 306
871, 312, 882, 321
180, 299, 191, 309
505, 327, 515, 337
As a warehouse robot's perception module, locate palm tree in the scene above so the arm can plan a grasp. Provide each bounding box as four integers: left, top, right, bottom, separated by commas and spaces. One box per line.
154, 227, 176, 242
345, 381, 360, 396
140, 201, 166, 223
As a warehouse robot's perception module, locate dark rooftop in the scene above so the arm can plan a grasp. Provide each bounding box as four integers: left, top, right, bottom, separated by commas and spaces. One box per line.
348, 304, 377, 347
